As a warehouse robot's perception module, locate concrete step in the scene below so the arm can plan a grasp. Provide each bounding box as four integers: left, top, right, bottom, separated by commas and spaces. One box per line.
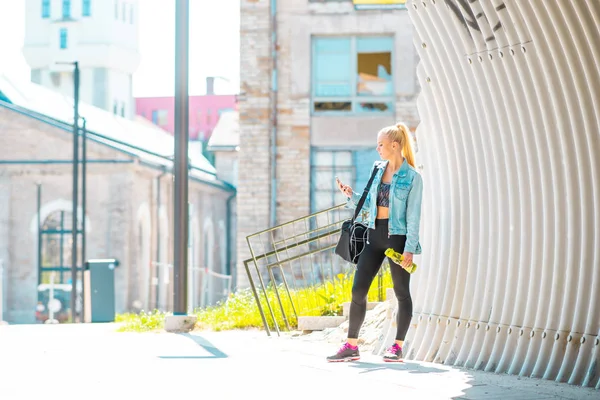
297, 316, 346, 332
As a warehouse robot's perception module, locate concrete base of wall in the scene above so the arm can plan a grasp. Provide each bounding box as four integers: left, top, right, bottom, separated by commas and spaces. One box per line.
164, 315, 198, 333
298, 316, 346, 332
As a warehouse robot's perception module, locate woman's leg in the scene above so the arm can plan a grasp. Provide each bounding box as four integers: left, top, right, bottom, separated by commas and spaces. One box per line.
380, 235, 412, 362
389, 259, 412, 342
327, 221, 388, 362
347, 240, 386, 341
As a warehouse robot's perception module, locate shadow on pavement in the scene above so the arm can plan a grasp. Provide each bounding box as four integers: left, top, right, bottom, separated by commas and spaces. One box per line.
157, 333, 228, 359
349, 360, 450, 374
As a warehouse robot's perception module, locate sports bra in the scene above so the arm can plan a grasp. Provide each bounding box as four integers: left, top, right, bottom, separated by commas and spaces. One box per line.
377, 182, 391, 207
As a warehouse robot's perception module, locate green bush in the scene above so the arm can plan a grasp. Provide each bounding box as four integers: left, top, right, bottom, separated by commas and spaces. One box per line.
116, 268, 392, 332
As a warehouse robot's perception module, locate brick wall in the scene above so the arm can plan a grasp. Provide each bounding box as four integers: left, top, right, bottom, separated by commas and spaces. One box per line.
274, 7, 311, 225
0, 106, 233, 322
237, 0, 273, 287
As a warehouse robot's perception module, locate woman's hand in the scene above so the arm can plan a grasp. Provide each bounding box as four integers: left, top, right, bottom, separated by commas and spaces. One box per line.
401, 252, 413, 269
335, 177, 353, 198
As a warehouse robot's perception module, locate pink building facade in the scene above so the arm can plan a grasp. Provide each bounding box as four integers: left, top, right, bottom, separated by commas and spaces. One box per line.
135, 94, 237, 141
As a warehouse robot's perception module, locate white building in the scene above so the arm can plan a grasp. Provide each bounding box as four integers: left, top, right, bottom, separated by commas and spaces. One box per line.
22, 0, 140, 119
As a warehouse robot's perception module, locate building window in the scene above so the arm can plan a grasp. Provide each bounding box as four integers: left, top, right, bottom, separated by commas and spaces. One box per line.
62, 0, 71, 18
129, 4, 134, 24
311, 36, 394, 114
120, 103, 125, 117
59, 28, 68, 49
310, 148, 379, 213
122, 2, 126, 22
39, 210, 82, 285
38, 209, 84, 322
82, 0, 91, 16
113, 101, 118, 115
152, 110, 168, 126
114, 0, 119, 19
42, 0, 50, 18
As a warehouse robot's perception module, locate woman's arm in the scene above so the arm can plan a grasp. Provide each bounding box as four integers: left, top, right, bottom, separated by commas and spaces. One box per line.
347, 189, 371, 209
404, 173, 423, 254
345, 162, 379, 210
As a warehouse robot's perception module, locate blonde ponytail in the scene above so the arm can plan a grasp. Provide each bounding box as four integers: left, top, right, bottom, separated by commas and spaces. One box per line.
379, 122, 416, 168
397, 122, 416, 168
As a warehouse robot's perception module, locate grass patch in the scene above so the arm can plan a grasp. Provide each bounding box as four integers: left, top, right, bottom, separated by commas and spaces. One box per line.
115, 309, 166, 332
116, 268, 392, 333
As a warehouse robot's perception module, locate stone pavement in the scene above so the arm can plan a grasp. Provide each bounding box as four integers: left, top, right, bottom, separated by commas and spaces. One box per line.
0, 323, 597, 400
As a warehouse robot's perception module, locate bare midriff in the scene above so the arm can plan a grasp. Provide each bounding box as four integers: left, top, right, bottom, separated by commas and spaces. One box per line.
377, 206, 390, 219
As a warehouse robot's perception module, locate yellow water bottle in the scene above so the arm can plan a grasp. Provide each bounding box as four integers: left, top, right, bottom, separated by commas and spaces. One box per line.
384, 248, 418, 274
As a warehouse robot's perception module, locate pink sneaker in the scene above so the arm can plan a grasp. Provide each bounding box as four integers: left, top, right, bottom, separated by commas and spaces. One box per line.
326, 342, 360, 362
383, 343, 403, 362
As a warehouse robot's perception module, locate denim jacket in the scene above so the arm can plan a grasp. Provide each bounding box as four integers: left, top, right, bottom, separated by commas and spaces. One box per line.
346, 159, 423, 254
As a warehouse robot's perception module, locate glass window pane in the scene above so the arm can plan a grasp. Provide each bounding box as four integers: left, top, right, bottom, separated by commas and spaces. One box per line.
314, 169, 334, 191
83, 0, 91, 16
314, 102, 351, 112
314, 193, 334, 212
333, 151, 353, 166
356, 37, 393, 97
42, 0, 50, 18
313, 38, 352, 97
60, 29, 68, 49
357, 102, 393, 113
356, 37, 393, 53
62, 0, 71, 18
313, 151, 333, 166
334, 170, 353, 187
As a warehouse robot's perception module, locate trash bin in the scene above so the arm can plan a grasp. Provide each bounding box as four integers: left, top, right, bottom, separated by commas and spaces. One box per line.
83, 259, 119, 323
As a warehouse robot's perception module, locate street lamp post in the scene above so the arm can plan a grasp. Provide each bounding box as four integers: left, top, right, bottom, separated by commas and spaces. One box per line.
165, 0, 197, 332
57, 61, 80, 323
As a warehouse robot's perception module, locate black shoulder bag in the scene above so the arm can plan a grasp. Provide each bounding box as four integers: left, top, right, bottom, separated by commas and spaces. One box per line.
334, 165, 379, 264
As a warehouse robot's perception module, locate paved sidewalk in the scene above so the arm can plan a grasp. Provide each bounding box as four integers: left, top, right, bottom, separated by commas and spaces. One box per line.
0, 323, 596, 400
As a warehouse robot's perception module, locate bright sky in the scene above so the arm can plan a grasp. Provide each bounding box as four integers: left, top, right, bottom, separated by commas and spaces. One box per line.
0, 0, 240, 97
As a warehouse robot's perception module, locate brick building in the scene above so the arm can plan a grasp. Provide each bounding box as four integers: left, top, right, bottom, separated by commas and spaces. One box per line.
237, 0, 419, 285
0, 76, 236, 324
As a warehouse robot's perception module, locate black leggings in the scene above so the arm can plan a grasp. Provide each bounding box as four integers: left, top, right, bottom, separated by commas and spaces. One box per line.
348, 219, 413, 341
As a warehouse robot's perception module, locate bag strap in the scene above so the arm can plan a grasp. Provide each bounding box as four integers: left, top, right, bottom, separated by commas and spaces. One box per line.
352, 163, 380, 222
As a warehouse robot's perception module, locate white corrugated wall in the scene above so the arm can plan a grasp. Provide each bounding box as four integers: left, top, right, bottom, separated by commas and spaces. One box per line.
405, 0, 599, 387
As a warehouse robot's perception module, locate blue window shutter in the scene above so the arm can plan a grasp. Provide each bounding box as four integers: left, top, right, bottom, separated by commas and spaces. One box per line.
59, 28, 68, 49
312, 38, 352, 97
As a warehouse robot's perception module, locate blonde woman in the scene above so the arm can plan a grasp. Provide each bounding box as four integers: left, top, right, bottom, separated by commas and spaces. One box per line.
330, 122, 423, 363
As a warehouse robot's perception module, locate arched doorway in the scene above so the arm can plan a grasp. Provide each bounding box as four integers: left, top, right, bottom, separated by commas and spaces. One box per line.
33, 200, 90, 324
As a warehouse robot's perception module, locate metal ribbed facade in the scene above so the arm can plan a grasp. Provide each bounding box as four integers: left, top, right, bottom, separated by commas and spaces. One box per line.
405, 0, 599, 387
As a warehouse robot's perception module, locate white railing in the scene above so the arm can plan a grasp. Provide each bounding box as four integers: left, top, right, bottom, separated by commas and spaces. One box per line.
190, 266, 233, 311
150, 261, 232, 313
